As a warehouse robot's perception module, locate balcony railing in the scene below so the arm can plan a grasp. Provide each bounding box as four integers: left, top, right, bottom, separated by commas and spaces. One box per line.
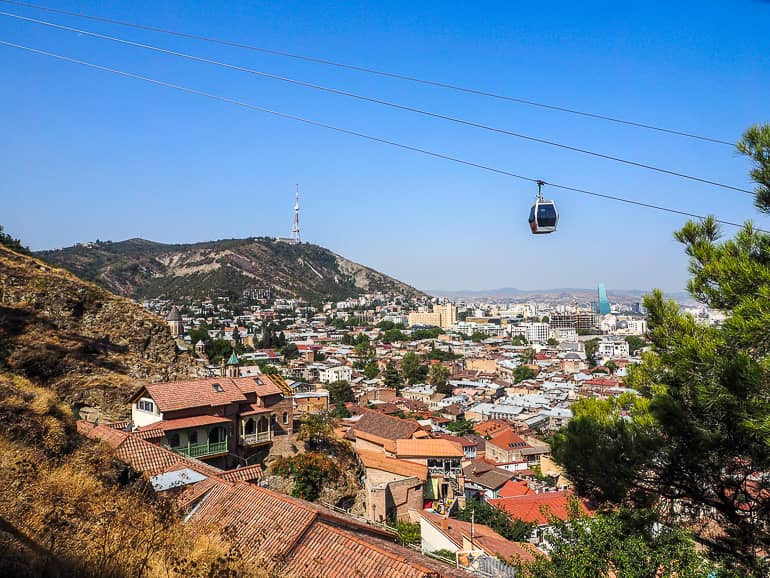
240, 431, 273, 445
428, 466, 462, 478
173, 438, 228, 458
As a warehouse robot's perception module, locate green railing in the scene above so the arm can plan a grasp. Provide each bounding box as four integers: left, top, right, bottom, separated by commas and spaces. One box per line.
173, 438, 228, 458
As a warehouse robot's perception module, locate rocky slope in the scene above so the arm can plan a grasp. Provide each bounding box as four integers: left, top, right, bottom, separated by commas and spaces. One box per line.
0, 245, 194, 418
37, 237, 424, 303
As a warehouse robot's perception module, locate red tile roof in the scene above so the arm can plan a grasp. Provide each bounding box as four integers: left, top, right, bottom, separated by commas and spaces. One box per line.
137, 415, 231, 432
489, 491, 592, 525
357, 449, 428, 481
185, 480, 468, 577
347, 409, 421, 442
393, 439, 464, 459
218, 464, 264, 483
134, 375, 284, 413
488, 430, 531, 451
419, 511, 539, 564
497, 480, 533, 498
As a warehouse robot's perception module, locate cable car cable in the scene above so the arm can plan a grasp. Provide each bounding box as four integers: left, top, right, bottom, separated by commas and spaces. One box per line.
0, 11, 752, 195
0, 39, 763, 233
0, 0, 735, 147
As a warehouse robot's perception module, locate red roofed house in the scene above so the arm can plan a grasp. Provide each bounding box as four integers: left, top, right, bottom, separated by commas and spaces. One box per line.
129, 372, 293, 469
488, 490, 593, 544
485, 429, 533, 464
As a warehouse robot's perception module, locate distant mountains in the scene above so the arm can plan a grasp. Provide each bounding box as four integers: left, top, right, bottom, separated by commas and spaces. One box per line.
429, 287, 693, 303
37, 237, 424, 303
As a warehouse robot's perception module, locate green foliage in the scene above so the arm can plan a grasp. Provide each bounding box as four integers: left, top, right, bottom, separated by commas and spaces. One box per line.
446, 418, 475, 436
363, 360, 380, 380
394, 521, 421, 546
381, 328, 408, 343
737, 123, 770, 213
604, 359, 617, 374
270, 452, 339, 502
625, 335, 646, 355
0, 225, 30, 255
377, 320, 405, 331
518, 504, 718, 578
207, 339, 234, 364
428, 549, 456, 564
546, 337, 559, 346
552, 125, 770, 574
258, 363, 278, 375
427, 363, 451, 395
513, 365, 537, 383
453, 499, 534, 542
382, 361, 403, 391
411, 327, 443, 340
584, 337, 600, 366
401, 351, 427, 384
424, 345, 461, 361
281, 342, 300, 360
511, 334, 528, 346
468, 331, 488, 342
326, 380, 354, 405
332, 400, 351, 418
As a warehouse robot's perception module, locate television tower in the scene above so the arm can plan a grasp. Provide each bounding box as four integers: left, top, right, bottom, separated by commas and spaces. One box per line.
292, 184, 300, 244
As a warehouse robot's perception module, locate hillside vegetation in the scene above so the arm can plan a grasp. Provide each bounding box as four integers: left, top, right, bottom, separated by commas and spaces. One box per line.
37, 237, 423, 303
0, 245, 193, 418
0, 373, 262, 578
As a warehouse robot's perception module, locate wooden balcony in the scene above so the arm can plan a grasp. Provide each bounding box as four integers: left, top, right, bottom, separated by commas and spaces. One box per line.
239, 431, 273, 446
173, 438, 228, 459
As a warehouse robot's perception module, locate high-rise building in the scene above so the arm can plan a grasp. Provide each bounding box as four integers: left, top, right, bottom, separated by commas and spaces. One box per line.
597, 283, 611, 315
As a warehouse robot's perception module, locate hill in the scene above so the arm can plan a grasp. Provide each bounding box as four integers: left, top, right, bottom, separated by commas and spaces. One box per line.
0, 244, 194, 418
37, 237, 424, 303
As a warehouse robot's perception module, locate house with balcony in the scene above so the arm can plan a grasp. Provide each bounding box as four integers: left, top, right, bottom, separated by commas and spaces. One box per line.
384, 439, 466, 513
129, 373, 293, 469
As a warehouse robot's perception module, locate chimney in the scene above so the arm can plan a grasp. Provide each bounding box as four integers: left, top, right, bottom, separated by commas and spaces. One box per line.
440, 517, 449, 530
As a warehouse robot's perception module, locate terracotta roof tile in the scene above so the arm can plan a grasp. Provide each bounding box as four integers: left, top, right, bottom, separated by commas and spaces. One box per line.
219, 464, 264, 483
137, 415, 231, 432
137, 376, 284, 413
358, 449, 428, 481
394, 439, 464, 459
488, 430, 531, 451
348, 409, 421, 442
489, 491, 592, 525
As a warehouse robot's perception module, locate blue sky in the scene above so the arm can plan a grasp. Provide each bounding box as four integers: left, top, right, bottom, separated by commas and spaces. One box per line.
1, 0, 768, 292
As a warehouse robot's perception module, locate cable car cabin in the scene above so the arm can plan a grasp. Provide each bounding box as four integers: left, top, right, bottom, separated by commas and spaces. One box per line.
529, 199, 559, 234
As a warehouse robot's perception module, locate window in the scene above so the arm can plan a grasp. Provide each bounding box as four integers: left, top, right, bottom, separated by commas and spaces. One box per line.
282, 412, 289, 425
211, 382, 224, 392
137, 399, 154, 413
189, 431, 198, 444
167, 432, 180, 448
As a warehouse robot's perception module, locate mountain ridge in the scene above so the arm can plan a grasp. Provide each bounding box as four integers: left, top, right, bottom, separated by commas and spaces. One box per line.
36, 237, 424, 303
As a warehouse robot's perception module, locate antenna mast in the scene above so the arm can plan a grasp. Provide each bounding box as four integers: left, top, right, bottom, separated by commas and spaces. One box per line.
292, 183, 301, 244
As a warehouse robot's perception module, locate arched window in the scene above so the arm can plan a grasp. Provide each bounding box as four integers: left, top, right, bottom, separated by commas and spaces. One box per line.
244, 418, 256, 435
209, 426, 226, 444
167, 432, 180, 448
189, 430, 198, 444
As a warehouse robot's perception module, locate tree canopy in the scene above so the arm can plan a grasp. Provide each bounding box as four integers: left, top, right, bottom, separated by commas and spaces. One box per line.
552, 124, 770, 575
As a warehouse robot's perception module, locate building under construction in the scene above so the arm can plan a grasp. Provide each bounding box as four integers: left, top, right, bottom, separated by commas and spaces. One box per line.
550, 310, 598, 332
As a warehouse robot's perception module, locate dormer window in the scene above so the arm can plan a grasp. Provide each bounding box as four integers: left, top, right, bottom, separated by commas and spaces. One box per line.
212, 382, 224, 393
137, 399, 154, 413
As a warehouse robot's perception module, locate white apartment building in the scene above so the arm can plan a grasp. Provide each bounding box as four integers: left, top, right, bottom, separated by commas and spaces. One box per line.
597, 338, 630, 359
512, 322, 550, 344
318, 364, 353, 384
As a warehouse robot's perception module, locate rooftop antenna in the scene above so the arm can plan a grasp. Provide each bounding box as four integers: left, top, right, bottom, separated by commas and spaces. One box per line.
292, 183, 301, 244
